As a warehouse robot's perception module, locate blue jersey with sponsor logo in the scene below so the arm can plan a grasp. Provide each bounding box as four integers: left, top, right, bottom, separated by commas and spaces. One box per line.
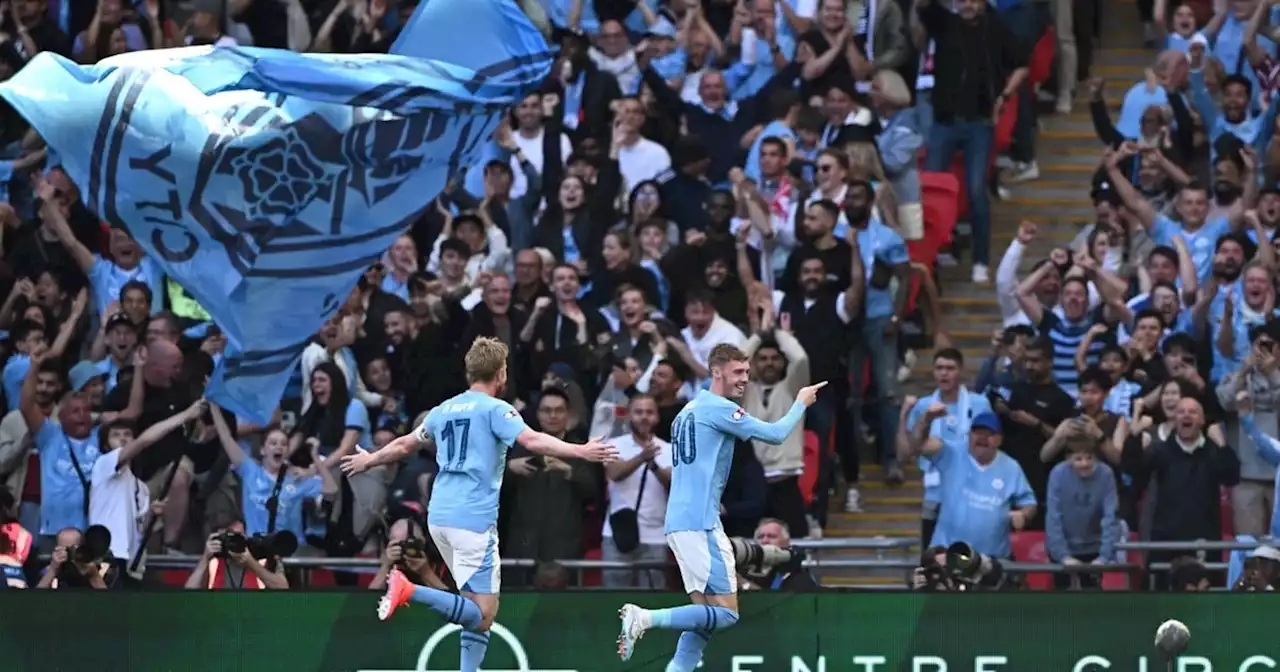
419, 390, 528, 532
664, 389, 804, 534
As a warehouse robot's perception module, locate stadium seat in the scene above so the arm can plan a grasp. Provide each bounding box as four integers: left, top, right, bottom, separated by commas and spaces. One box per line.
917, 172, 959, 257
309, 568, 337, 587
800, 430, 820, 507
1028, 27, 1056, 87
582, 546, 603, 587
1101, 531, 1139, 590
1009, 531, 1053, 591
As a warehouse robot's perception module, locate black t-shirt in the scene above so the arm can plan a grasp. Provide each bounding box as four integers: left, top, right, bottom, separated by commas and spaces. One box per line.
655, 400, 685, 443
185, 435, 221, 475
799, 29, 855, 101
104, 371, 196, 481
998, 381, 1076, 522
232, 0, 289, 49
781, 240, 854, 297
22, 21, 73, 58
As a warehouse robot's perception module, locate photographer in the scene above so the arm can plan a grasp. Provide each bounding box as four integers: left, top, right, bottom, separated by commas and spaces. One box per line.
184, 519, 288, 590
909, 542, 1014, 591
1230, 544, 1280, 592
370, 516, 452, 591
910, 546, 956, 591
739, 518, 816, 591
36, 527, 108, 590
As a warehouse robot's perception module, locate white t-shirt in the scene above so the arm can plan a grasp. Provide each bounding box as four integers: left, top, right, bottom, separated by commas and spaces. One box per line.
681, 315, 747, 370
617, 138, 672, 198
510, 128, 573, 200
601, 433, 673, 546
88, 450, 150, 562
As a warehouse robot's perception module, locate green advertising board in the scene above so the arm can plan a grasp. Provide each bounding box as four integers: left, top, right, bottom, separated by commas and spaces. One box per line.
0, 592, 1275, 671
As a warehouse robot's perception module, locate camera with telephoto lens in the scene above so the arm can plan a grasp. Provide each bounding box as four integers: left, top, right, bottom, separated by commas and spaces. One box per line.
216, 530, 299, 560
943, 541, 1006, 589
729, 537, 805, 575
918, 551, 949, 589
57, 525, 112, 587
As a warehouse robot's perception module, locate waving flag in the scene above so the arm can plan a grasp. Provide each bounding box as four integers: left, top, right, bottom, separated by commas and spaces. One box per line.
0, 0, 553, 423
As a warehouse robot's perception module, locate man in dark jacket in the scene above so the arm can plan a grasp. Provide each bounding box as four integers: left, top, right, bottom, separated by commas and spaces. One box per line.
548, 27, 621, 144
1126, 396, 1241, 588
917, 0, 1028, 284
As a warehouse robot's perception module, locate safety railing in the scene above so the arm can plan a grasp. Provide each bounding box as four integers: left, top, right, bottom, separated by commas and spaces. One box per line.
38, 536, 1268, 589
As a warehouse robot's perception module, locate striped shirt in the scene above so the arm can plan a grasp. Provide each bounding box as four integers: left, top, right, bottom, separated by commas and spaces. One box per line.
1038, 310, 1110, 399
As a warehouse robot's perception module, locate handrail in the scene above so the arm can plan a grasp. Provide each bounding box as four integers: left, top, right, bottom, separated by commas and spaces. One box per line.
1117, 538, 1276, 551
791, 537, 918, 550
105, 554, 1142, 574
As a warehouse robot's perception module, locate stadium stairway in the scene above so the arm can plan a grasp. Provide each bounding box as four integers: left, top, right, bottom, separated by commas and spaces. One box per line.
818, 5, 1144, 588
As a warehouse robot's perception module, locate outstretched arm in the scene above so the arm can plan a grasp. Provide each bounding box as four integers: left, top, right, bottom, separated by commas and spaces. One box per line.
340, 431, 431, 474
734, 401, 806, 445
715, 382, 826, 446
516, 428, 586, 458
515, 428, 614, 461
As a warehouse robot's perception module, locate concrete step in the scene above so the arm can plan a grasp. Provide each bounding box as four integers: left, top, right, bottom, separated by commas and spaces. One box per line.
860, 491, 921, 501
819, 16, 1148, 587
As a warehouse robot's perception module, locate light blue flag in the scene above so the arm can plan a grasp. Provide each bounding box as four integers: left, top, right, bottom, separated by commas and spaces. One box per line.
0, 0, 553, 423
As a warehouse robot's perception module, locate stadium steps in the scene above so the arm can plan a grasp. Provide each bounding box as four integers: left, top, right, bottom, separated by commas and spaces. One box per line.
817, 8, 1143, 587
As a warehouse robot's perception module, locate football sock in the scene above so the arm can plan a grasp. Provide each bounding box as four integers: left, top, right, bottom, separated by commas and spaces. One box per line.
649, 605, 739, 632
459, 630, 490, 672
409, 586, 484, 630
665, 631, 711, 672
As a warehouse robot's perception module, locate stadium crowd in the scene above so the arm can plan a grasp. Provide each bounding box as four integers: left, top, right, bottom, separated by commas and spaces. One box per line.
0, 0, 1279, 593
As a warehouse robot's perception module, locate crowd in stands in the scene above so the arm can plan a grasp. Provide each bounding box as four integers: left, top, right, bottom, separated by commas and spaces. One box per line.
1, 0, 1279, 593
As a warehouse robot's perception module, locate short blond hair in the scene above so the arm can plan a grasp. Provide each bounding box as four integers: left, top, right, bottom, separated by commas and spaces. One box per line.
465, 337, 509, 383
708, 343, 749, 370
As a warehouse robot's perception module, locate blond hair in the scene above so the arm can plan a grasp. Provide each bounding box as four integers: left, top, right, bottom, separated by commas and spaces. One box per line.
844, 142, 888, 184
872, 70, 912, 108
465, 337, 509, 383
707, 343, 749, 370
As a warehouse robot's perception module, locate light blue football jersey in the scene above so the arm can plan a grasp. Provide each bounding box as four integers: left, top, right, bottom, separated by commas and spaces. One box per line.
417, 390, 528, 532
664, 389, 805, 534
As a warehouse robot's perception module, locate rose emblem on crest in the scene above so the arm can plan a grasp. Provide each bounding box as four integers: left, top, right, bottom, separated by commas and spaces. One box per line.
227, 124, 336, 221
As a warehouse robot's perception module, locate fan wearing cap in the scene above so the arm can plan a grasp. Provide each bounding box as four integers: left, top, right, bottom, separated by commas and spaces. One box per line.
68, 361, 108, 414
92, 311, 140, 394
923, 411, 1037, 562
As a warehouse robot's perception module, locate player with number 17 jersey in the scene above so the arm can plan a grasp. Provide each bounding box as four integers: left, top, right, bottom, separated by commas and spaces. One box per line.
418, 390, 527, 535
